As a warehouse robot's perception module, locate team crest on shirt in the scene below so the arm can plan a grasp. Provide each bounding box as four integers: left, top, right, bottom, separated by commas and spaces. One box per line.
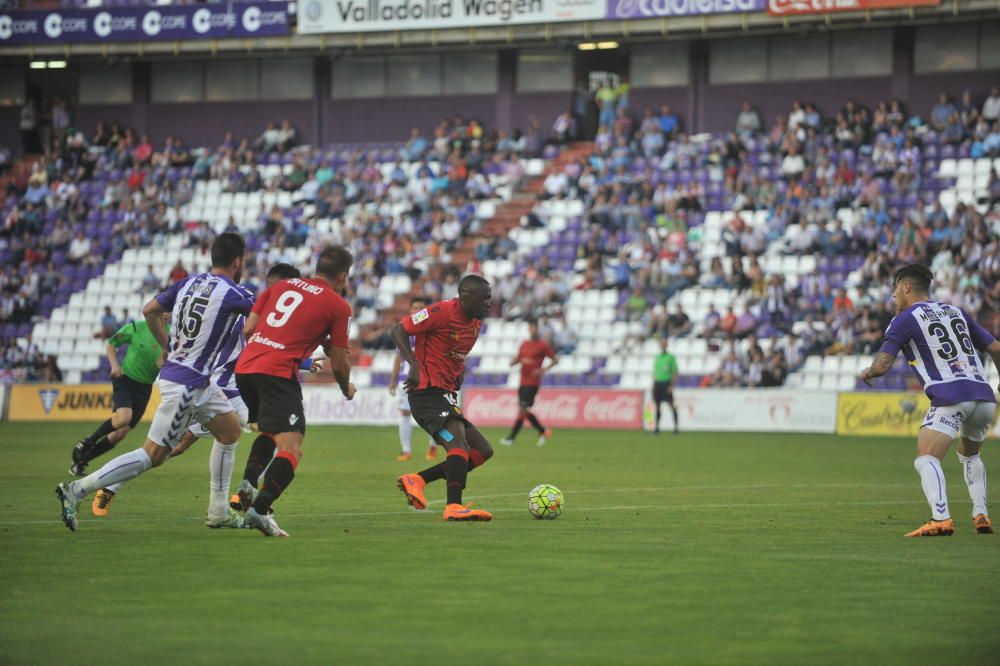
411, 309, 429, 325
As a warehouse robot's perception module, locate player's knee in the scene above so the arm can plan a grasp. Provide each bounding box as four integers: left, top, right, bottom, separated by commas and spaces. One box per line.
114, 409, 133, 428
144, 442, 170, 467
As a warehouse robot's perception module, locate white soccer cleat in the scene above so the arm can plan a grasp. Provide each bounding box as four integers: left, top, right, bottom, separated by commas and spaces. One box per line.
245, 508, 288, 537
500, 437, 514, 447
205, 509, 246, 529
55, 482, 81, 532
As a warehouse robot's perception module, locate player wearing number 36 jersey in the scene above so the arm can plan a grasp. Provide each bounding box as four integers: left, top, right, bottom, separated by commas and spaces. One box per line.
234, 245, 356, 537
861, 264, 1000, 537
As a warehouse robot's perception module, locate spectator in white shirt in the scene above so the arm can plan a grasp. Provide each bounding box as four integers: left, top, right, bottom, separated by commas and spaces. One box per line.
983, 86, 1000, 123
542, 171, 569, 199
736, 101, 762, 139
781, 145, 805, 180
68, 232, 91, 264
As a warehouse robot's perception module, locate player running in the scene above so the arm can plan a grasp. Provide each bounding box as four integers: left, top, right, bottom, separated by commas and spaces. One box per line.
389, 296, 438, 462
55, 233, 254, 532
393, 275, 495, 522
233, 245, 356, 537
68, 313, 170, 477
90, 263, 307, 524
651, 338, 679, 434
501, 318, 557, 447
861, 264, 998, 537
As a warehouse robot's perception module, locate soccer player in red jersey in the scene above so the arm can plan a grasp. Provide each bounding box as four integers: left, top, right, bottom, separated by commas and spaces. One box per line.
501, 318, 558, 447
233, 245, 357, 536
392, 275, 495, 521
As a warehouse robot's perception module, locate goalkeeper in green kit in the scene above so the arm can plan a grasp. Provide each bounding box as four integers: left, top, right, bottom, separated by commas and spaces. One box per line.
651, 338, 679, 434
68, 313, 170, 477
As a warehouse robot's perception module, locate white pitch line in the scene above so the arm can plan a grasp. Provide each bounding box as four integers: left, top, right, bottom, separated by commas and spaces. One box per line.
5, 497, 942, 527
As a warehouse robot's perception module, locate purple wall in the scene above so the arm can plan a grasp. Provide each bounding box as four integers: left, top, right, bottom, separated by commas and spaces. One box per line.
0, 108, 20, 155
510, 92, 571, 135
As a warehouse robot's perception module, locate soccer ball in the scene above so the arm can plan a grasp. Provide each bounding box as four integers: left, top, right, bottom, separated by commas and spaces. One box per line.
528, 484, 563, 520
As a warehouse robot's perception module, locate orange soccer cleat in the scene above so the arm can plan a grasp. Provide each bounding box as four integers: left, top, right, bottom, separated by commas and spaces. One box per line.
396, 453, 411, 462
973, 514, 993, 534
425, 446, 438, 461
904, 518, 955, 537
92, 488, 116, 517
397, 473, 428, 511
443, 503, 493, 522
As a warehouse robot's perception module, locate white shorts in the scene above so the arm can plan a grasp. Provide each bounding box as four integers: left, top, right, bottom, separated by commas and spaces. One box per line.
398, 389, 411, 413
921, 400, 996, 443
147, 379, 235, 449
188, 395, 250, 439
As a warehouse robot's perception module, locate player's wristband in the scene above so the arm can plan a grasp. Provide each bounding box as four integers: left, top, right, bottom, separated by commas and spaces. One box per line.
299, 359, 313, 371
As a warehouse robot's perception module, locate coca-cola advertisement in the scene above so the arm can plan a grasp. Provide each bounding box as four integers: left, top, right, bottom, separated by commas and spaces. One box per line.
463, 389, 645, 430
767, 0, 937, 15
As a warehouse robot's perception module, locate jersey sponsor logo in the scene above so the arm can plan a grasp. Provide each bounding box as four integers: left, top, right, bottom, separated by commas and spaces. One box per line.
248, 332, 288, 350
411, 309, 429, 325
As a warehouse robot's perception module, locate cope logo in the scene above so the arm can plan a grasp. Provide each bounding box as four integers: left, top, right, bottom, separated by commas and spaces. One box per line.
193, 8, 212, 33
142, 10, 161, 36
0, 15, 12, 40
44, 13, 62, 39
93, 11, 112, 38
242, 6, 261, 32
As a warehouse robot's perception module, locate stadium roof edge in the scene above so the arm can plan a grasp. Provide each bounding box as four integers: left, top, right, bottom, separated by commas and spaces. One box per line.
0, 1, 995, 58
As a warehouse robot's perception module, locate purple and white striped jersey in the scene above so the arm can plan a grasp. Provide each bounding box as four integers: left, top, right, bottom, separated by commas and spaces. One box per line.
155, 273, 254, 389
879, 301, 997, 406
398, 335, 416, 385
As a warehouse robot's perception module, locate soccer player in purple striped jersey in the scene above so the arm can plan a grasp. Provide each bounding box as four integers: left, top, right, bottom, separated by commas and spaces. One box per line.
389, 296, 438, 462
861, 264, 999, 537
55, 233, 253, 532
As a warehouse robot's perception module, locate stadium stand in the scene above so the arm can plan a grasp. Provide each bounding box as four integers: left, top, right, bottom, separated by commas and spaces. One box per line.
2, 90, 999, 393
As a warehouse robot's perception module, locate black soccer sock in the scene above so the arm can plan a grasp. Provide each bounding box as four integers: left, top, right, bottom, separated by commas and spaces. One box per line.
509, 417, 524, 439
86, 435, 117, 461
445, 449, 470, 505
252, 451, 296, 514
526, 412, 545, 434
84, 419, 116, 446
655, 404, 662, 432
671, 404, 679, 431
243, 434, 276, 488
418, 463, 447, 484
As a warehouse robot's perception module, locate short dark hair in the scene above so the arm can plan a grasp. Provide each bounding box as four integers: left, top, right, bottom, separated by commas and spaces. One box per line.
315, 245, 353, 280
458, 274, 490, 294
410, 295, 428, 307
211, 232, 245, 268
894, 263, 933, 294
266, 263, 300, 281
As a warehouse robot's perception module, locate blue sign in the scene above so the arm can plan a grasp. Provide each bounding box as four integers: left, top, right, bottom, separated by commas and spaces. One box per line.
0, 3, 290, 44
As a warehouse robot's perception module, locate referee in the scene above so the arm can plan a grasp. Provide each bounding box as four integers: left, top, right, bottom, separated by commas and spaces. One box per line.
69, 314, 169, 476
652, 337, 679, 434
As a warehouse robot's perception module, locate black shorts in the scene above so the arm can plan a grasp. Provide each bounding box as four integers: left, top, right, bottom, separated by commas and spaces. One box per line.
518, 385, 540, 408
653, 381, 674, 404
408, 388, 470, 438
112, 375, 153, 427
235, 373, 305, 435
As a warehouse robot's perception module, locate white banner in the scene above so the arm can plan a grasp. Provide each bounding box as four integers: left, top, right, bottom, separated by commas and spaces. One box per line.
665, 389, 837, 434
298, 0, 605, 34
302, 385, 399, 426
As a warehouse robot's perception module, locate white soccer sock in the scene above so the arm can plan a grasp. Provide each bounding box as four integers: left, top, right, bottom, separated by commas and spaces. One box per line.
914, 455, 950, 521
208, 440, 237, 518
957, 452, 989, 517
399, 417, 413, 454
70, 448, 152, 501
105, 482, 124, 494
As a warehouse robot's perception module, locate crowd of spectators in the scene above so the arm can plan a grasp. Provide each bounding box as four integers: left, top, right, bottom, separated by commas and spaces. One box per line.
0, 336, 60, 384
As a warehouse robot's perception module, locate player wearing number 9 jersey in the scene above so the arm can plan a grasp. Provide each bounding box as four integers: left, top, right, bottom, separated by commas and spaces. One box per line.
234, 245, 356, 537
861, 264, 1000, 537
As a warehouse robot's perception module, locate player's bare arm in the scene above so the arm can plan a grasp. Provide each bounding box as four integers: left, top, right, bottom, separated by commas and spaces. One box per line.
390, 323, 420, 390
243, 312, 259, 339
389, 353, 401, 395
328, 346, 356, 400
861, 352, 895, 386
987, 340, 1000, 393
106, 342, 122, 378
538, 355, 558, 378
142, 298, 169, 351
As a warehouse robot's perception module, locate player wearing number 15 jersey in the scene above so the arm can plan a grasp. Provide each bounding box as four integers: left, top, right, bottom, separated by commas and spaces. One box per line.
861, 264, 1000, 537
234, 245, 356, 537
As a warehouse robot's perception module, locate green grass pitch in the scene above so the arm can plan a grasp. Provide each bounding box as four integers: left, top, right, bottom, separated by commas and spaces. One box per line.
1, 422, 998, 665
